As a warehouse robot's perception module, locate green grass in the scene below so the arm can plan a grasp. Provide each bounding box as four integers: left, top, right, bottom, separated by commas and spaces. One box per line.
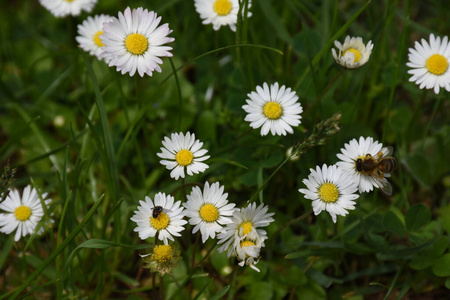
1, 0, 450, 299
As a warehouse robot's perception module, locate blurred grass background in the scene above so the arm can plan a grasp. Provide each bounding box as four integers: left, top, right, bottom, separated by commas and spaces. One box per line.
0, 0, 449, 299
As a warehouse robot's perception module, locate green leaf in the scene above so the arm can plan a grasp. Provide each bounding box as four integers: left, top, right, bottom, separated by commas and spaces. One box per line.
405, 204, 432, 231
382, 211, 406, 236
432, 253, 450, 277
210, 285, 230, 300
439, 205, 450, 233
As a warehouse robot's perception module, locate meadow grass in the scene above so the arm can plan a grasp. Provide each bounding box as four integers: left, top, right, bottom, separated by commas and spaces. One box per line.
0, 0, 449, 299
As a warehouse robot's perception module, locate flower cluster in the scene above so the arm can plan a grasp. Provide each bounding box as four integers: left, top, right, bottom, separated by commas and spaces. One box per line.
130, 180, 274, 273
299, 137, 397, 223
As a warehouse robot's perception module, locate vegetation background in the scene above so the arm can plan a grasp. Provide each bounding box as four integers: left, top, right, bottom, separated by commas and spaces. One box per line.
0, 0, 449, 299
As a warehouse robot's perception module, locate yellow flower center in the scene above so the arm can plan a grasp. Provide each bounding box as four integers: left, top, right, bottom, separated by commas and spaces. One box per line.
150, 212, 170, 230
263, 102, 283, 120
125, 33, 148, 55
14, 205, 32, 221
93, 31, 104, 47
176, 149, 194, 166
64, 0, 75, 2
240, 240, 256, 248
151, 245, 173, 263
318, 183, 339, 203
343, 48, 362, 63
199, 203, 219, 222
213, 0, 232, 16
239, 221, 253, 235
426, 54, 448, 75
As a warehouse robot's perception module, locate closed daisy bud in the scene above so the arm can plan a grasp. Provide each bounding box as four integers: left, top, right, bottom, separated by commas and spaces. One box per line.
331, 36, 373, 69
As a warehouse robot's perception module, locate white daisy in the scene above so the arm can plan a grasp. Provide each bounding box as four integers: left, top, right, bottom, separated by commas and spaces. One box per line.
336, 136, 394, 195
217, 202, 274, 257
407, 34, 450, 94
39, 0, 97, 17
234, 234, 265, 272
157, 132, 210, 180
331, 36, 374, 69
242, 82, 303, 136
183, 182, 235, 243
299, 164, 359, 223
101, 7, 174, 77
194, 0, 252, 32
76, 14, 113, 61
130, 192, 187, 245
0, 185, 51, 242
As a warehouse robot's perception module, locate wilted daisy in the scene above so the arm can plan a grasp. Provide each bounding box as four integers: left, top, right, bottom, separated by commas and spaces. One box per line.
194, 0, 252, 32
407, 34, 450, 94
0, 185, 51, 242
39, 0, 97, 17
130, 192, 187, 244
183, 182, 235, 243
299, 164, 359, 223
336, 136, 395, 195
217, 202, 274, 257
141, 243, 182, 275
76, 14, 113, 61
242, 82, 303, 136
157, 132, 210, 180
332, 36, 374, 69
234, 235, 265, 272
101, 7, 174, 77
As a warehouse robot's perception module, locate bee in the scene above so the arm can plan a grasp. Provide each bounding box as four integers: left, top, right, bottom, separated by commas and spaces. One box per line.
355, 147, 397, 195
152, 206, 164, 219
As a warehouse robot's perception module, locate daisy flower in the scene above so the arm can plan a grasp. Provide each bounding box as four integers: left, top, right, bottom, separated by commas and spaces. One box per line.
194, 0, 252, 32
76, 14, 113, 61
130, 192, 187, 244
183, 182, 236, 243
331, 36, 374, 69
217, 202, 274, 257
0, 185, 51, 242
141, 243, 182, 275
101, 7, 174, 77
242, 82, 303, 136
336, 136, 394, 195
157, 132, 210, 180
39, 0, 97, 17
234, 235, 265, 272
407, 34, 450, 94
299, 164, 359, 223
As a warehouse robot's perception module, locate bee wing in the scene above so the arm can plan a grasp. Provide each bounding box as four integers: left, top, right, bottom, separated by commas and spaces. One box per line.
373, 177, 392, 195
383, 146, 394, 157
